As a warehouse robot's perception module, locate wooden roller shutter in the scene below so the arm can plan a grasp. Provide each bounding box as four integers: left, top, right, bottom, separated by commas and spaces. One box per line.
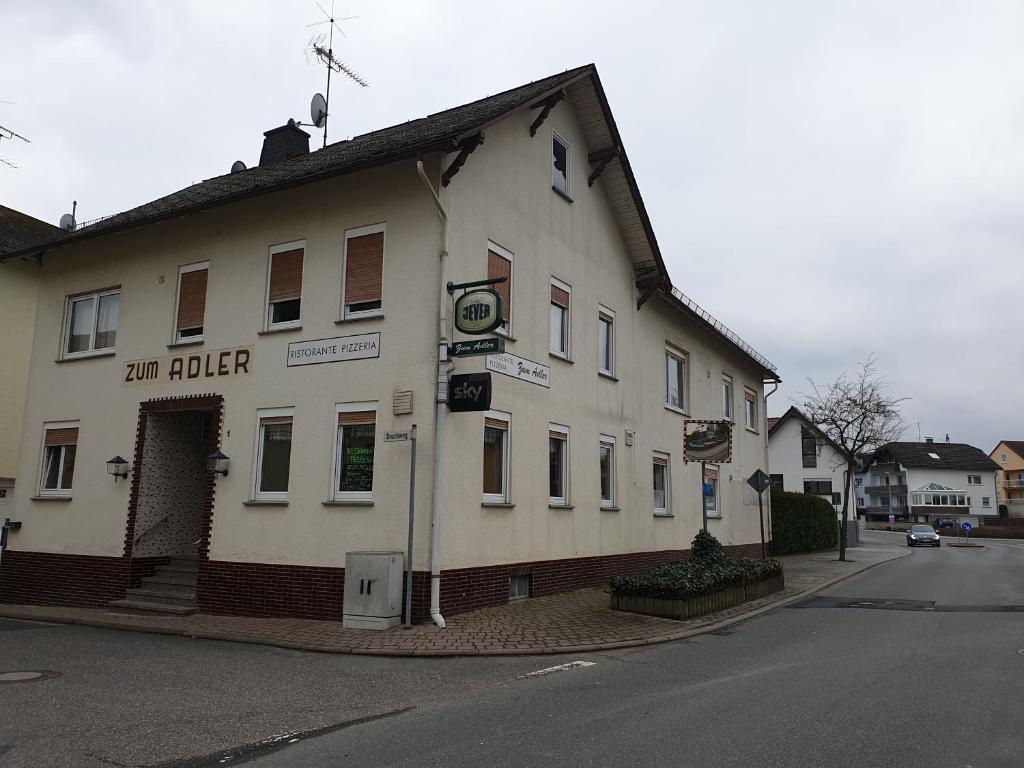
487, 250, 512, 322
550, 284, 569, 308
549, 429, 567, 439
599, 310, 614, 323
45, 427, 79, 446
176, 268, 208, 330
260, 416, 293, 425
345, 232, 384, 306
269, 248, 304, 302
652, 455, 668, 466
484, 417, 508, 430
338, 411, 376, 425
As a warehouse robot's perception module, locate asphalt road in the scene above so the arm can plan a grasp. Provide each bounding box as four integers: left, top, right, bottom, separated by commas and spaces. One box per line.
4, 531, 1023, 767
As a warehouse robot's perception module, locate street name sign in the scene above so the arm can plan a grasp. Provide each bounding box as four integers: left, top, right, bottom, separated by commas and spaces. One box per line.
451, 338, 505, 357
384, 431, 411, 443
448, 372, 493, 412
454, 290, 503, 335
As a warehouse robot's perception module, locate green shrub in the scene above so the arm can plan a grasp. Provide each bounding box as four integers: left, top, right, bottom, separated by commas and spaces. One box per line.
770, 489, 838, 554
608, 531, 783, 600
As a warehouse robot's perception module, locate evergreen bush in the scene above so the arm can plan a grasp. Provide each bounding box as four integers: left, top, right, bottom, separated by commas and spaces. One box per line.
770, 488, 838, 554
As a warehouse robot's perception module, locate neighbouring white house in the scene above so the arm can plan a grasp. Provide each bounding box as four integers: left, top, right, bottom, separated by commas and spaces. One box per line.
767, 406, 857, 542
856, 439, 1000, 526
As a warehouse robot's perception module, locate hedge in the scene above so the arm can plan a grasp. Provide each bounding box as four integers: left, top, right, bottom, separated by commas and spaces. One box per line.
770, 489, 837, 554
608, 530, 783, 600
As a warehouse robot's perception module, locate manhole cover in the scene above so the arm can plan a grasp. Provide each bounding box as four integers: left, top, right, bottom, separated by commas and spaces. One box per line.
0, 670, 60, 684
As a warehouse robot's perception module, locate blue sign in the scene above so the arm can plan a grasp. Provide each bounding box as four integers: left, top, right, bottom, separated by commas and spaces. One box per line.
703, 482, 714, 496
960, 521, 972, 533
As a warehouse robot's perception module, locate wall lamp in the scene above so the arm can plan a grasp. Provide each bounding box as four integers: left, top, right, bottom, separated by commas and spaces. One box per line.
106, 456, 130, 481
208, 450, 230, 477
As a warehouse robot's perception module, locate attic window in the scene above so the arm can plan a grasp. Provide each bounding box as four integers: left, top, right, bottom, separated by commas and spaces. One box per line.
928, 452, 940, 460
552, 133, 570, 199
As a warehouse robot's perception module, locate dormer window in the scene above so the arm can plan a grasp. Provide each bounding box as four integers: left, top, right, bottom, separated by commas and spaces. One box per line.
552, 133, 570, 198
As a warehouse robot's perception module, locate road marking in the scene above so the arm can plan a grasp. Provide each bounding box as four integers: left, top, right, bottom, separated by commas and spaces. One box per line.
517, 660, 596, 679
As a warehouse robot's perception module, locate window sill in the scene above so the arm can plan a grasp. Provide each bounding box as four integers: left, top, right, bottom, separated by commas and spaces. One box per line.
549, 352, 573, 364
56, 350, 116, 364
31, 495, 72, 502
600, 505, 620, 512
322, 500, 374, 507
168, 339, 204, 349
653, 512, 674, 518
258, 325, 303, 336
745, 427, 760, 435
598, 370, 618, 381
706, 514, 723, 520
552, 185, 574, 203
482, 502, 516, 509
664, 404, 688, 417
494, 330, 516, 343
548, 503, 574, 510
242, 500, 289, 507
336, 312, 385, 326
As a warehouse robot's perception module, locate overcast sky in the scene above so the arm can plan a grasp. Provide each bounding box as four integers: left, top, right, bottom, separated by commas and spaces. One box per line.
3, 1, 1021, 452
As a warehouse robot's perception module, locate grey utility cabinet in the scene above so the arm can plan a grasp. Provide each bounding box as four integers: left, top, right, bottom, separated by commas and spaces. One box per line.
343, 551, 404, 629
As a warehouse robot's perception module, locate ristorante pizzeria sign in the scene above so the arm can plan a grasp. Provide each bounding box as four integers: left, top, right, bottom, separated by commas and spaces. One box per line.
286, 332, 380, 367
123, 346, 253, 386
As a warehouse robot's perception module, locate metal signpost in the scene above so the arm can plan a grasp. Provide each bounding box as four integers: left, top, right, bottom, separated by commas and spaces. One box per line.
960, 520, 972, 544
384, 425, 418, 628
746, 469, 772, 559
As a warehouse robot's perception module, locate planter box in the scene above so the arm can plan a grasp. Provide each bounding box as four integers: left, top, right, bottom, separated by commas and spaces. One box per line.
610, 574, 785, 620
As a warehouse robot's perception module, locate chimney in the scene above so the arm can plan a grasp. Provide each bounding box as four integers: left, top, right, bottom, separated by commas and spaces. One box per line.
259, 119, 310, 167
945, 434, 950, 443
925, 436, 933, 444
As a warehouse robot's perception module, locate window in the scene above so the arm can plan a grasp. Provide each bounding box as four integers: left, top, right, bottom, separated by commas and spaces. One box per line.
982, 497, 991, 508
549, 424, 569, 505
552, 133, 570, 197
704, 465, 719, 518
770, 473, 785, 490
483, 411, 510, 503
665, 348, 687, 412
801, 426, 818, 468
1001, 453, 1007, 464
598, 307, 614, 375
39, 422, 78, 496
855, 478, 863, 487
266, 241, 304, 329
509, 574, 530, 601
332, 404, 377, 502
804, 479, 833, 496
174, 262, 209, 342
653, 454, 670, 515
549, 279, 571, 357
487, 242, 513, 335
967, 475, 981, 485
63, 289, 120, 357
722, 375, 733, 420
253, 408, 293, 501
600, 435, 616, 508
857, 496, 865, 508
744, 389, 758, 432
343, 224, 385, 318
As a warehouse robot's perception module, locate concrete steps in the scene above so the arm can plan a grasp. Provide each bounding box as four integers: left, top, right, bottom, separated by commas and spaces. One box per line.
108, 558, 199, 617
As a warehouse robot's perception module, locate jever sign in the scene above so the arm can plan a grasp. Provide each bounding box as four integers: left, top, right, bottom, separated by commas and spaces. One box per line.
454, 289, 502, 335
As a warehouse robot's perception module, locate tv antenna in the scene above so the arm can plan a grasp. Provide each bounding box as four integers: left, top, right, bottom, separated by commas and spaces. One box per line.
305, 0, 368, 148
0, 123, 29, 169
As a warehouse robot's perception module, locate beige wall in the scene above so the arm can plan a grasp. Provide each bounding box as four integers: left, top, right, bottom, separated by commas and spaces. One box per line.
0, 258, 38, 484
9, 97, 773, 570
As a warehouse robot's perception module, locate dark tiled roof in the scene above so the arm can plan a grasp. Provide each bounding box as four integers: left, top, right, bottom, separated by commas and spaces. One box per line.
0, 204, 61, 255
996, 441, 1024, 459
873, 442, 1000, 472
767, 405, 850, 459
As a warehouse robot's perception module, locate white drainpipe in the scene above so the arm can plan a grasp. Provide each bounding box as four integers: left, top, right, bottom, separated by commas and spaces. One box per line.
417, 159, 450, 628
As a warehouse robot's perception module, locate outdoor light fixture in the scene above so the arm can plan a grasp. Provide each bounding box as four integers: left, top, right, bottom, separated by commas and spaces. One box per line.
106, 456, 129, 481
207, 450, 230, 477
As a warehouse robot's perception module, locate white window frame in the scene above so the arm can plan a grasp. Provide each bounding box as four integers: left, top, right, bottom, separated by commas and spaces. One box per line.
599, 433, 617, 508
652, 452, 671, 516
483, 409, 511, 504
552, 131, 571, 198
252, 406, 294, 502
341, 223, 386, 321
982, 496, 991, 508
173, 260, 209, 343
549, 423, 570, 506
38, 420, 79, 497
664, 346, 688, 414
61, 288, 121, 359
330, 401, 378, 503
489, 240, 514, 337
721, 374, 734, 421
744, 388, 759, 433
549, 277, 571, 359
598, 305, 615, 376
704, 465, 720, 519
264, 239, 305, 332
967, 475, 981, 485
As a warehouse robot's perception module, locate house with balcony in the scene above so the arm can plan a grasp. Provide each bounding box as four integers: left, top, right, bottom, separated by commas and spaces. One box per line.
858, 440, 999, 525
990, 441, 1024, 518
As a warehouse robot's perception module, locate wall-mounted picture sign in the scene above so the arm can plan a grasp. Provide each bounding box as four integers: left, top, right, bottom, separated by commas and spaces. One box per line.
485, 352, 550, 388
454, 289, 502, 335
448, 372, 492, 412
683, 419, 733, 464
287, 332, 380, 367
123, 346, 253, 386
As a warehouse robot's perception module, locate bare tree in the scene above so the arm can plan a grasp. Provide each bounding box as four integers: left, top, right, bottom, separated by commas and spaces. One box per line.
800, 357, 907, 561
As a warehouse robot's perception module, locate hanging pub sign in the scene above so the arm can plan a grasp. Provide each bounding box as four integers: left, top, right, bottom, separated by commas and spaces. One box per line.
683, 419, 733, 464
451, 338, 505, 357
448, 372, 492, 413
454, 289, 503, 335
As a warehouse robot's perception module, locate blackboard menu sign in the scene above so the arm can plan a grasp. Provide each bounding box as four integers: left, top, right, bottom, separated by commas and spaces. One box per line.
339, 424, 375, 492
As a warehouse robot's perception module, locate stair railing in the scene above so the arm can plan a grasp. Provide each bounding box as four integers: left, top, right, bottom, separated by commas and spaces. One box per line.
133, 514, 170, 545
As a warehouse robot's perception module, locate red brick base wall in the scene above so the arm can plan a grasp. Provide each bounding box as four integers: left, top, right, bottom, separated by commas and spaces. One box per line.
196, 560, 346, 620
0, 551, 130, 607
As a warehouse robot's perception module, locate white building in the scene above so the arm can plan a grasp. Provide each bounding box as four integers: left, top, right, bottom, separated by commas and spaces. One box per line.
0, 65, 779, 622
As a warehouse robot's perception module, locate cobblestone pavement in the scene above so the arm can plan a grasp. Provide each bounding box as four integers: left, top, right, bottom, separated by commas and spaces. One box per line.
0, 539, 906, 656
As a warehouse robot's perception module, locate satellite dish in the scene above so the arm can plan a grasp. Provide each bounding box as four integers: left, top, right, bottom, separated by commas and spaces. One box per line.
230, 160, 247, 174
310, 93, 327, 129
59, 213, 76, 231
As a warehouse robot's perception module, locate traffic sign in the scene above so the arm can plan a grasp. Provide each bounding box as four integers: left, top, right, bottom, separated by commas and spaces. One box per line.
960, 521, 972, 533
746, 469, 771, 493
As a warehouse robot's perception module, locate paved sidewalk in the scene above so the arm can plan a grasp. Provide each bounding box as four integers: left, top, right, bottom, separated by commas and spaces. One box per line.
0, 540, 906, 657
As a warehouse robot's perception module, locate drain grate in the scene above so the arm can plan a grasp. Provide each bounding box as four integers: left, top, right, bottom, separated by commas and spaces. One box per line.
0, 670, 61, 684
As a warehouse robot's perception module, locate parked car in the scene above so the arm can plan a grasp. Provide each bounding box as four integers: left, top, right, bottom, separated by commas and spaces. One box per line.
907, 524, 941, 547
935, 519, 957, 530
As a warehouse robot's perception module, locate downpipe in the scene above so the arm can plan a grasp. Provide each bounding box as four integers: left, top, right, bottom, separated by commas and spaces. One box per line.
418, 159, 450, 628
